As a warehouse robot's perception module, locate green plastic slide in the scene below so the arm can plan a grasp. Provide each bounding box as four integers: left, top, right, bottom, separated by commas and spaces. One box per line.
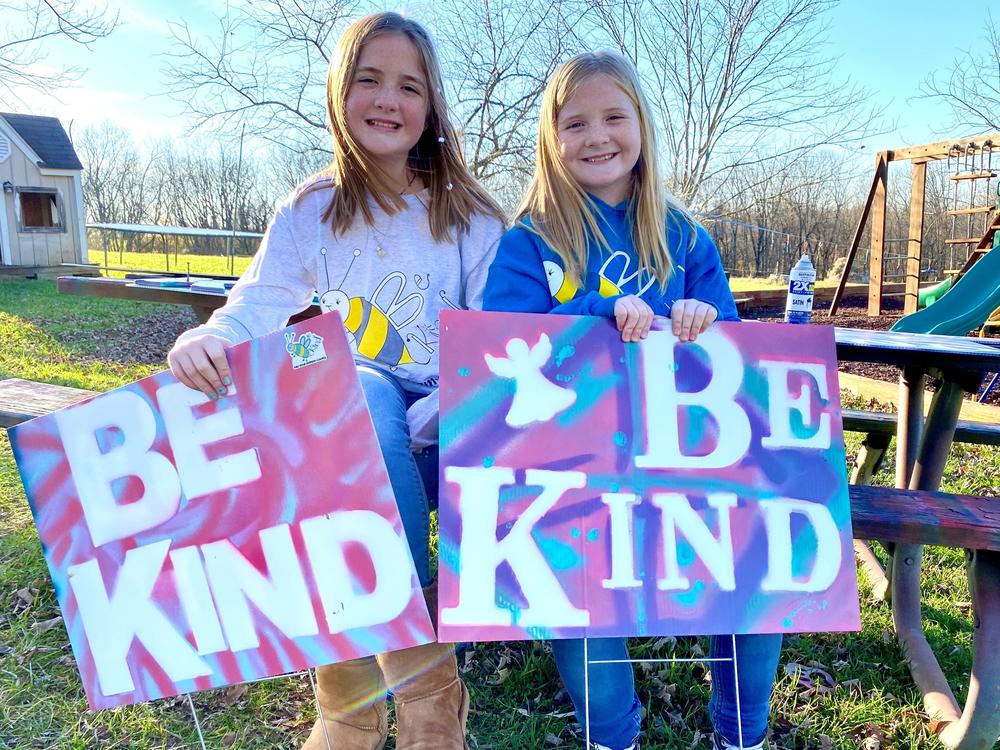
917, 276, 953, 308
892, 246, 1000, 335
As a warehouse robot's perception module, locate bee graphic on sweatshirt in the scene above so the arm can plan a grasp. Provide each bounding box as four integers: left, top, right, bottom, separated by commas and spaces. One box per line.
599, 251, 657, 297
543, 251, 656, 305
318, 248, 430, 368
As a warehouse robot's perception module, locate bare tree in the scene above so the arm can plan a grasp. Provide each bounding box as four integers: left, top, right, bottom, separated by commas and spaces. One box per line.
163, 0, 362, 156
76, 123, 156, 226
0, 0, 118, 109
163, 0, 572, 191
918, 13, 1000, 132
425, 0, 578, 182
704, 148, 866, 277
579, 0, 883, 207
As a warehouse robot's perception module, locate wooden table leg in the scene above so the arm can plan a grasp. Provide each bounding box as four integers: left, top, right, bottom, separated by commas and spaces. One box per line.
896, 366, 925, 488
938, 549, 1000, 749
192, 305, 214, 324
894, 380, 961, 727
890, 377, 1000, 748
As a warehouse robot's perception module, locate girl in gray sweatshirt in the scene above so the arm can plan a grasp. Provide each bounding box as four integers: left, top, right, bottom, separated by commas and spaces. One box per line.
166, 12, 504, 750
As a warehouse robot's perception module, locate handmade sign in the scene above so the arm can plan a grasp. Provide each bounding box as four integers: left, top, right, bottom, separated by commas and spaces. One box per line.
437, 311, 860, 642
9, 313, 434, 709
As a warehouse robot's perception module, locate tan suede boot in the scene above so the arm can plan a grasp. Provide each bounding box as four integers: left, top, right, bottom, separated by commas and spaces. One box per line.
376, 584, 470, 749
301, 656, 388, 750
377, 641, 469, 749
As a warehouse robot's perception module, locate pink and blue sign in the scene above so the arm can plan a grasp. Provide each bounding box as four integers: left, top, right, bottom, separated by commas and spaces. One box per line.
10, 313, 434, 709
437, 311, 861, 642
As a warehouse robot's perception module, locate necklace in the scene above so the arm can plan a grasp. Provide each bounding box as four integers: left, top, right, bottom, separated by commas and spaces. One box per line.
369, 178, 429, 258
369, 215, 393, 258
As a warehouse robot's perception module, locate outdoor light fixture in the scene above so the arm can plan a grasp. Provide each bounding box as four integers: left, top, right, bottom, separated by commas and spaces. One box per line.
1, 181, 12, 193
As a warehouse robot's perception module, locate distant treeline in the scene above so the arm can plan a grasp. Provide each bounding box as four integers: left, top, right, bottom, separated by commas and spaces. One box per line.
77, 123, 989, 281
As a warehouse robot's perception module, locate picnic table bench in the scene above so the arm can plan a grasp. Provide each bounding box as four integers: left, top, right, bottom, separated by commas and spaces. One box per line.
0, 378, 94, 429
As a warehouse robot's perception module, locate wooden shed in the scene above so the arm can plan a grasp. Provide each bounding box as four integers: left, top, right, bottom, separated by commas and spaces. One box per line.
0, 113, 87, 275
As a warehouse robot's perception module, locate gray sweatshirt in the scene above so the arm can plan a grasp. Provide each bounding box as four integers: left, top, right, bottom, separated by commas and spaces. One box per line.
177, 177, 504, 447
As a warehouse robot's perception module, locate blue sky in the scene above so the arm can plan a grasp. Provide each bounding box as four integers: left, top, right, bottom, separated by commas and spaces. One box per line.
827, 0, 996, 149
10, 0, 999, 151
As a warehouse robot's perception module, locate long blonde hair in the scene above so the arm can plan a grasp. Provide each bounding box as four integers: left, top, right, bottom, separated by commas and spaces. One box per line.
518, 51, 694, 287
312, 12, 502, 241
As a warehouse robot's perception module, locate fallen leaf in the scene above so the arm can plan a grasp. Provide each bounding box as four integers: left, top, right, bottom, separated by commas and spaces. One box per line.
651, 636, 676, 653
17, 645, 57, 664
217, 683, 248, 706
30, 616, 63, 632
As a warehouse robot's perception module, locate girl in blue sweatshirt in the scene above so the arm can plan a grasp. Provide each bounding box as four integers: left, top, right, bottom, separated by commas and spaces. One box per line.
483, 51, 781, 750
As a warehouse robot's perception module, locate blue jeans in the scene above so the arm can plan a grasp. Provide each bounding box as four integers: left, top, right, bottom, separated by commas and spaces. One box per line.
552, 634, 782, 749
358, 367, 437, 588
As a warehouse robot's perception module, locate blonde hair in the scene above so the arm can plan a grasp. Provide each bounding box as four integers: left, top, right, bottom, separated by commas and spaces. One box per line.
311, 12, 502, 241
518, 51, 694, 288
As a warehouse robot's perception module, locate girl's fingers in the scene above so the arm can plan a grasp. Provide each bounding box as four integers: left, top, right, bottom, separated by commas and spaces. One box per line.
687, 305, 711, 342
671, 300, 720, 342
615, 303, 629, 331
167, 350, 196, 391
204, 341, 232, 396
680, 304, 698, 342
187, 348, 227, 399
616, 296, 655, 342
616, 298, 635, 339
622, 305, 640, 342
174, 354, 219, 400
700, 304, 719, 332
168, 336, 232, 399
638, 306, 653, 339
671, 300, 687, 338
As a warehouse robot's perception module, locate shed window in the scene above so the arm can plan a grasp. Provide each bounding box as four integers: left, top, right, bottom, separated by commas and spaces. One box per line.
16, 189, 65, 232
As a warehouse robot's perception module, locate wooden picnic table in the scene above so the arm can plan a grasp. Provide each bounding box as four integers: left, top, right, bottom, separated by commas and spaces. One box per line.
56, 275, 322, 324
835, 327, 1000, 750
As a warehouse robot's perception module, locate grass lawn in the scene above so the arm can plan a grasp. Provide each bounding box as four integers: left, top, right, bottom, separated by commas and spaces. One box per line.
88, 249, 254, 278
1, 278, 997, 749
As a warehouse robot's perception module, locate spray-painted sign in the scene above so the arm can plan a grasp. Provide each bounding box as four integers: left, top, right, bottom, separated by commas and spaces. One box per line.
437, 311, 860, 642
10, 313, 434, 709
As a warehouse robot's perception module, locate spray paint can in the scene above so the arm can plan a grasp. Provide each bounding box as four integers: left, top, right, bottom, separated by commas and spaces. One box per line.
784, 254, 816, 324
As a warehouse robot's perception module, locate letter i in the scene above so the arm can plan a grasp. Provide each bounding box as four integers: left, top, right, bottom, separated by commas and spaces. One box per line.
601, 493, 642, 589
171, 546, 227, 654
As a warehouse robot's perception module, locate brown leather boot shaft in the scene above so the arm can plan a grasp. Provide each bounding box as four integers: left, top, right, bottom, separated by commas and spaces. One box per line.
377, 641, 469, 750
301, 657, 388, 750
375, 583, 469, 749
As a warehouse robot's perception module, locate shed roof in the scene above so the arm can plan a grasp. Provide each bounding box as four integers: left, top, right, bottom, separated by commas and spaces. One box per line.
0, 113, 83, 171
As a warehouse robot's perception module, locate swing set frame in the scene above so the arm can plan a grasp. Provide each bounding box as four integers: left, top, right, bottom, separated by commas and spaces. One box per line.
828, 134, 1000, 318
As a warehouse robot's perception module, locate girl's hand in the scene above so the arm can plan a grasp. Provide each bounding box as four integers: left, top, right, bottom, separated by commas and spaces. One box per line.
671, 299, 718, 343
167, 333, 233, 400
614, 295, 654, 342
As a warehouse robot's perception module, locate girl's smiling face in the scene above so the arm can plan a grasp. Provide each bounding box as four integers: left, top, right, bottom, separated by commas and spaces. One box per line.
344, 32, 429, 182
556, 74, 641, 205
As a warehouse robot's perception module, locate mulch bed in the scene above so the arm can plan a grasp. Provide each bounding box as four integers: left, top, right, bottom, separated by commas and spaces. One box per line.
60, 308, 201, 366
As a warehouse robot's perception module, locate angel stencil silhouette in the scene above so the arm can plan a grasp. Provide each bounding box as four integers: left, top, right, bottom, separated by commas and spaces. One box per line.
484, 333, 576, 428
